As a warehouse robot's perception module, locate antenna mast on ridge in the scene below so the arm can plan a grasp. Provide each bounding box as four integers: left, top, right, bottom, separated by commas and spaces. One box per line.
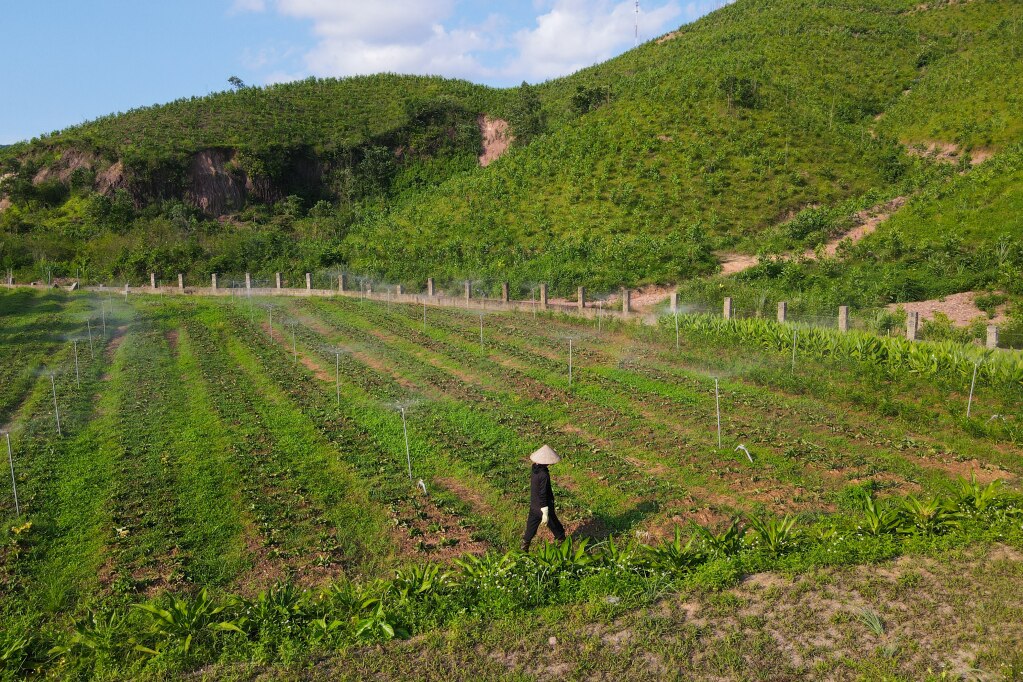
634, 1, 640, 46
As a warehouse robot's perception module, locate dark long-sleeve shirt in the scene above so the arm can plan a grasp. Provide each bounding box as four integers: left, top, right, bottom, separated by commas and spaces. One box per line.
529, 464, 555, 511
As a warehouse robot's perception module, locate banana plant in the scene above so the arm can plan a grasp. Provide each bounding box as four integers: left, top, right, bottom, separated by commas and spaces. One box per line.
898, 496, 961, 536
132, 589, 239, 657
692, 517, 746, 558
858, 493, 904, 537
746, 514, 800, 555
644, 526, 704, 575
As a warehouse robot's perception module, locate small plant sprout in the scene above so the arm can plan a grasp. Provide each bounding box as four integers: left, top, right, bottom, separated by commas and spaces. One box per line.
48, 370, 62, 437
857, 608, 885, 636
72, 339, 81, 387
735, 444, 753, 464
715, 378, 722, 448
5, 431, 19, 517
967, 360, 980, 418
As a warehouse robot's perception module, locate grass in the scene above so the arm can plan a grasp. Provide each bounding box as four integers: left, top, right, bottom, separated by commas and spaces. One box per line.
1, 288, 1021, 678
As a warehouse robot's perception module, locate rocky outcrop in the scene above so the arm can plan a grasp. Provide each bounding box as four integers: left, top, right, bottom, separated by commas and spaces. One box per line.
95, 161, 127, 195
184, 149, 246, 216
32, 148, 99, 185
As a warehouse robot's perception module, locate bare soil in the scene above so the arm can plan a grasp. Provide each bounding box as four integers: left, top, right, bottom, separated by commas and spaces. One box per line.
887, 291, 1008, 327
478, 116, 512, 167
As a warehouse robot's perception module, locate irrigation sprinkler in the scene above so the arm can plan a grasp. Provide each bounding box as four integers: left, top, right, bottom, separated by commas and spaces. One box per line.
597, 299, 603, 332
5, 432, 19, 517
715, 378, 722, 448
292, 326, 298, 363
335, 351, 341, 407
101, 302, 107, 335
49, 371, 62, 437
72, 340, 81, 388
423, 301, 427, 331
735, 444, 754, 464
86, 319, 95, 358
674, 311, 680, 351
479, 313, 485, 356
400, 407, 413, 481
417, 479, 428, 495
531, 288, 536, 319
966, 361, 980, 418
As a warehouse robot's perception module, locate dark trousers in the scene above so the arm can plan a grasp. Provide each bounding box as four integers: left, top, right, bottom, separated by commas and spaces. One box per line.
521, 507, 566, 550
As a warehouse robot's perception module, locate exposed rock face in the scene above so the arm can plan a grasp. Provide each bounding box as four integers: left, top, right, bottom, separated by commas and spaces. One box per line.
184, 149, 246, 216
478, 115, 512, 167
95, 161, 126, 195
32, 148, 99, 185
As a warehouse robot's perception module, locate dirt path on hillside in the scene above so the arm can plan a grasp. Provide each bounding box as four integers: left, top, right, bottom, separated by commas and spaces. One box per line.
717, 196, 907, 276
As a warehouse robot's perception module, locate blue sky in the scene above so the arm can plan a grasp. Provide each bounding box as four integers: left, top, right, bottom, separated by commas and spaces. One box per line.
0, 0, 730, 145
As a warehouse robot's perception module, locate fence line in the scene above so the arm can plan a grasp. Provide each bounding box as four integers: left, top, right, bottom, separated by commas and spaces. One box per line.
4, 273, 1020, 352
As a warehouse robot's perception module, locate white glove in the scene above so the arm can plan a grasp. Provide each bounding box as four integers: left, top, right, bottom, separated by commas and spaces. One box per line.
541, 507, 549, 525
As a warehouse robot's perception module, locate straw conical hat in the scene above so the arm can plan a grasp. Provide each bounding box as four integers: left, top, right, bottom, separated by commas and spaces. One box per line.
529, 444, 561, 465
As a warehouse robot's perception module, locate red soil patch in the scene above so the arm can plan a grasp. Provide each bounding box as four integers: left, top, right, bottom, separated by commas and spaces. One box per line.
478, 116, 513, 167
902, 453, 1015, 485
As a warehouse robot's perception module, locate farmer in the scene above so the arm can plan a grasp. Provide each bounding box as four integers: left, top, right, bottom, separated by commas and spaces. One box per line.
521, 444, 566, 550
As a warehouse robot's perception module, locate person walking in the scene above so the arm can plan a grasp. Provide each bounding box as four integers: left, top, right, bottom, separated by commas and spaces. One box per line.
521, 444, 566, 550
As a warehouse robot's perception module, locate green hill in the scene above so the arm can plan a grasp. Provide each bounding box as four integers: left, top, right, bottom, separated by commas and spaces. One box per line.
1, 0, 1022, 307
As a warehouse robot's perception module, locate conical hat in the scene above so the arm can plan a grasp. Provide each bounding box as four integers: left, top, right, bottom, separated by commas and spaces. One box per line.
529, 444, 561, 465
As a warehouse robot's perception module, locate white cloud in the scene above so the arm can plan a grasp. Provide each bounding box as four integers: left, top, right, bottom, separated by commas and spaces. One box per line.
240, 0, 719, 85
230, 0, 266, 13
508, 0, 682, 81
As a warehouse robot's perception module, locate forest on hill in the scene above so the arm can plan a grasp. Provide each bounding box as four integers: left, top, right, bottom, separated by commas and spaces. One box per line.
1, 0, 1021, 318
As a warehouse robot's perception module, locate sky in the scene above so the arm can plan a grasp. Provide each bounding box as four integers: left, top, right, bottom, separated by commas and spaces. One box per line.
0, 0, 730, 145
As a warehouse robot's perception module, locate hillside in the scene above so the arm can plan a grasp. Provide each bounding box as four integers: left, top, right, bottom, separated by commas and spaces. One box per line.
1, 0, 1022, 305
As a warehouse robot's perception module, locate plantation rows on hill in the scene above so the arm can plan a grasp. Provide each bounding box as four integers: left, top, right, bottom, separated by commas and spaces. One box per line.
1, 0, 1022, 310
0, 288, 1021, 677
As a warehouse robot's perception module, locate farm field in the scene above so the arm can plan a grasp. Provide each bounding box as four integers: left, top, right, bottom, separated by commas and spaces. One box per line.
1, 288, 1021, 680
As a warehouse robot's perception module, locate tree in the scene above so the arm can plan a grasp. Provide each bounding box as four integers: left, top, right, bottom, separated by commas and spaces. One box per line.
228, 76, 246, 90
509, 82, 547, 145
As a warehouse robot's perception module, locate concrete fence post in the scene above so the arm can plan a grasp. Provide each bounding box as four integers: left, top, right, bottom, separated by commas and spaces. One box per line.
777, 301, 788, 324
838, 306, 849, 332
178, 273, 184, 292
338, 273, 346, 292
501, 282, 510, 303
211, 273, 219, 290
906, 311, 919, 341
245, 273, 251, 290
987, 325, 999, 349
540, 283, 548, 310
150, 273, 157, 290
275, 272, 282, 289
396, 284, 404, 295
464, 281, 471, 301
305, 273, 312, 291
670, 291, 678, 314
622, 288, 631, 314
578, 286, 586, 310
723, 297, 733, 320
427, 278, 435, 297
